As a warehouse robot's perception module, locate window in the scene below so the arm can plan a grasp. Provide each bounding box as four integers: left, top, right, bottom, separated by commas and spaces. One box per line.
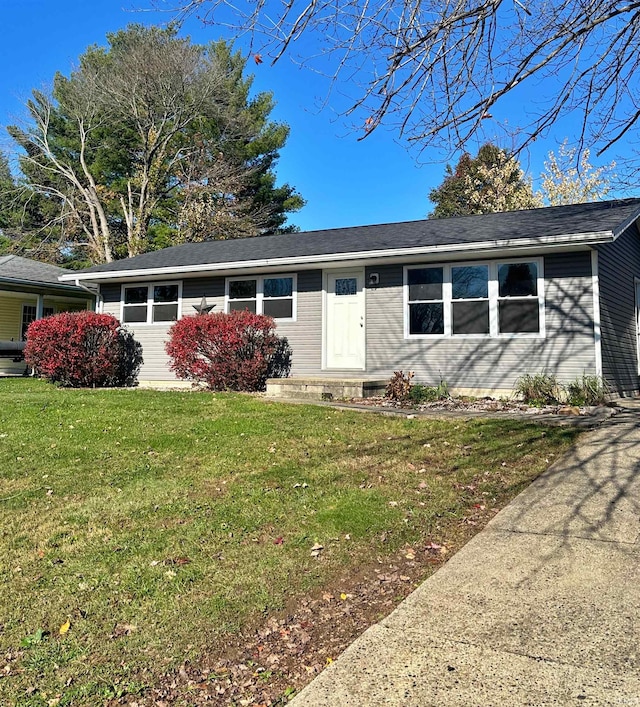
407, 267, 444, 335
497, 262, 539, 334
21, 304, 55, 339
263, 277, 294, 319
122, 282, 181, 324
228, 279, 257, 314
226, 275, 296, 320
21, 305, 37, 340
335, 277, 358, 296
405, 259, 543, 338
451, 265, 489, 335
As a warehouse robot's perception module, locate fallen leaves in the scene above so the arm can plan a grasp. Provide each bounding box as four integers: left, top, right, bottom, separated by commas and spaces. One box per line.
425, 541, 448, 556
147, 530, 463, 707
59, 619, 70, 635
310, 543, 324, 557
111, 622, 137, 638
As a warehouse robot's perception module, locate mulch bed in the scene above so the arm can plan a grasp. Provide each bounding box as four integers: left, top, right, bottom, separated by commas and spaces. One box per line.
336, 396, 620, 424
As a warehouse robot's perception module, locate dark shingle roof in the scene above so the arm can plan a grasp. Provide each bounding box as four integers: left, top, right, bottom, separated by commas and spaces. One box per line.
0, 255, 71, 285
75, 198, 640, 276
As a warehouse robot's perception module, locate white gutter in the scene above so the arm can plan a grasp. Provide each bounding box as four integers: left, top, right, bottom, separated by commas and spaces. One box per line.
58, 230, 615, 283
73, 279, 99, 294
73, 279, 101, 312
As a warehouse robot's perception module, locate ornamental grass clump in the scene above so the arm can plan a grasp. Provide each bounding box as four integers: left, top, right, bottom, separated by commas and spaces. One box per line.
166, 310, 291, 391
24, 311, 142, 387
514, 372, 562, 406
566, 374, 609, 406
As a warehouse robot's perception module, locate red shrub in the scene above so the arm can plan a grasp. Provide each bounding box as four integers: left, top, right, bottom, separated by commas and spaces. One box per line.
24, 311, 143, 388
166, 310, 291, 391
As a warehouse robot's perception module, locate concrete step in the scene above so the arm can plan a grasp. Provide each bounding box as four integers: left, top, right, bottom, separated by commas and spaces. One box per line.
266, 377, 387, 401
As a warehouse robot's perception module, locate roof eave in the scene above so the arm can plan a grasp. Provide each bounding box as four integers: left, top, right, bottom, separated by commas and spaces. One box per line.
0, 275, 94, 294
59, 230, 615, 283
612, 205, 640, 238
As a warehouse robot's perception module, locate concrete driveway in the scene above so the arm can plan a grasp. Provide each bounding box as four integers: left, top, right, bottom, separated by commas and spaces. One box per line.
291, 403, 640, 706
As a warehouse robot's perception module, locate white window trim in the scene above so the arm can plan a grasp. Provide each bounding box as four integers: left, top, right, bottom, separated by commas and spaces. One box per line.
225, 274, 297, 322
404, 257, 545, 339
403, 266, 447, 339
120, 281, 183, 326
21, 303, 37, 341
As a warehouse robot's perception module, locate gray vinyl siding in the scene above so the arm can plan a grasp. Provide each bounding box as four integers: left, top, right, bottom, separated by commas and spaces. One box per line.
596, 224, 640, 395
99, 272, 324, 381
99, 253, 597, 392
275, 271, 323, 375
101, 283, 176, 381
364, 253, 596, 393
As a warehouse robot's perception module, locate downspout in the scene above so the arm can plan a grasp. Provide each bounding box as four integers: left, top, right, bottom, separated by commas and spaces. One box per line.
591, 250, 603, 377
74, 279, 101, 313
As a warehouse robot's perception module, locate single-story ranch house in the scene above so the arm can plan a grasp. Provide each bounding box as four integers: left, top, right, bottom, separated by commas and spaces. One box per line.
60, 198, 640, 397
0, 256, 94, 375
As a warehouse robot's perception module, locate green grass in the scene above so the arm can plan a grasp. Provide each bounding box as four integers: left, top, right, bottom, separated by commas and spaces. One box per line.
0, 379, 579, 705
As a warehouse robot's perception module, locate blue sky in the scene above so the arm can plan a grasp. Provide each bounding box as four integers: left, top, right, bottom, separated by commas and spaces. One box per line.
0, 0, 631, 232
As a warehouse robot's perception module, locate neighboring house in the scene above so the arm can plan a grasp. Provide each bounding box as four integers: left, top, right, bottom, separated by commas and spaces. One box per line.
60, 198, 640, 396
0, 256, 95, 375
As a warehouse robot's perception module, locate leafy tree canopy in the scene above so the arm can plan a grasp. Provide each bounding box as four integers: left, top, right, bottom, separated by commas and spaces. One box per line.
429, 144, 541, 218
540, 141, 616, 206
8, 25, 304, 264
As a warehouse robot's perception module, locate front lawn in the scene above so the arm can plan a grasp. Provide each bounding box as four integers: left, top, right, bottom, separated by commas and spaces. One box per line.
0, 380, 579, 705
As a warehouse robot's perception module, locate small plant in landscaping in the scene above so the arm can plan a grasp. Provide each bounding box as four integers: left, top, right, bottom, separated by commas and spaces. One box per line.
566, 374, 609, 406
514, 372, 562, 406
408, 380, 450, 404
166, 310, 292, 391
24, 311, 142, 387
385, 370, 414, 401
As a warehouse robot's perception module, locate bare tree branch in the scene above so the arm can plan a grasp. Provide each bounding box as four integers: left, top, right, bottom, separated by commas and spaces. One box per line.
164, 0, 640, 157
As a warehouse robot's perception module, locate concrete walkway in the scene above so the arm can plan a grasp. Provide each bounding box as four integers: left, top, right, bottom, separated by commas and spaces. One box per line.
291, 403, 640, 706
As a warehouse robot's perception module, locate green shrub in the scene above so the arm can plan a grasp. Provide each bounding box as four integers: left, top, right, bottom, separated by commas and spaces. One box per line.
566, 374, 608, 406
514, 372, 562, 406
408, 380, 450, 404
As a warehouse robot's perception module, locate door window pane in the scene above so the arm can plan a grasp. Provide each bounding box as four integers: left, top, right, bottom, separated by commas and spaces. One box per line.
335, 278, 357, 296
452, 266, 488, 299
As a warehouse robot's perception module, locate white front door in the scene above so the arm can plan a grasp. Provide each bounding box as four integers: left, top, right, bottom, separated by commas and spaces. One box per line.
325, 269, 366, 369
